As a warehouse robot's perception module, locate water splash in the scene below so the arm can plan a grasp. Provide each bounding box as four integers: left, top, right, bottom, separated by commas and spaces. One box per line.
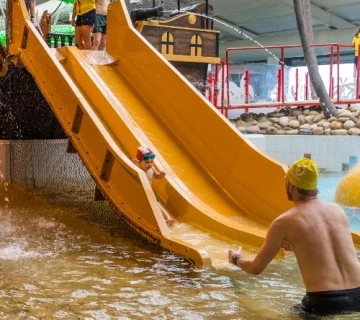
0, 244, 44, 260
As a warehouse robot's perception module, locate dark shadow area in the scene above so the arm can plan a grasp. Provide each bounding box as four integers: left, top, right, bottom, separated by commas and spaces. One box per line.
0, 64, 66, 139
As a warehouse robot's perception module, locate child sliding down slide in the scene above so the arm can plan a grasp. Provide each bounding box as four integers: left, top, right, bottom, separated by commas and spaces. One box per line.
133, 146, 176, 226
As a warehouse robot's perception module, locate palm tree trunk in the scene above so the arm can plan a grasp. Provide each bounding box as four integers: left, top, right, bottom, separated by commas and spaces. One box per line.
293, 0, 338, 118
303, 0, 318, 100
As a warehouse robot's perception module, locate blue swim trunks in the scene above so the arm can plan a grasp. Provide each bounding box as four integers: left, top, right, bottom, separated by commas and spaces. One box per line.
76, 9, 96, 27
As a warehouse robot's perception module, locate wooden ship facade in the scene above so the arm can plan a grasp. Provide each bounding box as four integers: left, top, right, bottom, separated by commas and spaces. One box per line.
133, 3, 220, 93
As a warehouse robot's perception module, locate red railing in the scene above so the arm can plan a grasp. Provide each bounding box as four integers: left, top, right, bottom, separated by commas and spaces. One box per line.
207, 43, 359, 117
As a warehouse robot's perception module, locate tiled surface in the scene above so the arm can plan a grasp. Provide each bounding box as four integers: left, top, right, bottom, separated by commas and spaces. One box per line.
246, 135, 360, 172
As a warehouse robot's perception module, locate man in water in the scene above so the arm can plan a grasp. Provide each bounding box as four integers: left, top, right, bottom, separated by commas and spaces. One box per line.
92, 0, 110, 50
229, 157, 360, 315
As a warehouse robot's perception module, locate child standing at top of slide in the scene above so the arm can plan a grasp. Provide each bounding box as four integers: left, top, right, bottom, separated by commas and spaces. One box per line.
133, 146, 175, 226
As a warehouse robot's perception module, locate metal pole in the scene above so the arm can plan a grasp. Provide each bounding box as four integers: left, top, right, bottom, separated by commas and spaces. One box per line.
295, 68, 298, 101
336, 45, 340, 103
280, 47, 285, 103
244, 70, 249, 104
177, 0, 180, 12
214, 64, 218, 108
220, 61, 225, 115
329, 45, 333, 97
153, 0, 155, 8
205, 0, 209, 28
277, 69, 281, 102
225, 50, 230, 118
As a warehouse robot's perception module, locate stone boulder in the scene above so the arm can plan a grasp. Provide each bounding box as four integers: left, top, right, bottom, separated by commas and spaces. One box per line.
236, 119, 245, 128
330, 129, 348, 135
288, 120, 300, 129
328, 117, 337, 122
330, 121, 343, 130
313, 127, 324, 135
322, 121, 330, 129
299, 129, 313, 135
246, 125, 260, 134
269, 117, 279, 123
300, 123, 310, 129
298, 115, 306, 125
305, 115, 315, 124
338, 116, 352, 123
279, 116, 289, 127
259, 121, 271, 130
265, 127, 277, 135
343, 120, 355, 130
338, 110, 353, 118
309, 110, 319, 115
348, 128, 360, 135
284, 129, 299, 135
313, 114, 325, 123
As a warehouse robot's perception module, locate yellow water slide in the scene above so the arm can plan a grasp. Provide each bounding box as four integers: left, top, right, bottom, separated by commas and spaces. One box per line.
8, 0, 299, 266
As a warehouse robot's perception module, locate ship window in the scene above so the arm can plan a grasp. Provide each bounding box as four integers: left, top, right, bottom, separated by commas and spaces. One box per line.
190, 34, 202, 56
161, 32, 174, 55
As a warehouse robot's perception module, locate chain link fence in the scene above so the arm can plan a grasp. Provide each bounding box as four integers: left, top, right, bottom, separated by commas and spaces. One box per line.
9, 139, 161, 244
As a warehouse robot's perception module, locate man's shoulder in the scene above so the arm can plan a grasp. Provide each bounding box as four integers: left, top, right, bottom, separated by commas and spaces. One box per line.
317, 199, 342, 211
275, 206, 304, 226
272, 210, 294, 227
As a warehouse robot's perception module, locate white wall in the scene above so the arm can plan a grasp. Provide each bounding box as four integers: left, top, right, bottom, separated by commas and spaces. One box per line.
246, 135, 360, 172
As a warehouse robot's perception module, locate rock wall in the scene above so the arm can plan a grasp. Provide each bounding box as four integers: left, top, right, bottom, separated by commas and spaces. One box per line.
233, 106, 360, 136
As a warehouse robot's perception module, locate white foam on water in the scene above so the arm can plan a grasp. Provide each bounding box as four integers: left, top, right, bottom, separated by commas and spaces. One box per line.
0, 244, 44, 260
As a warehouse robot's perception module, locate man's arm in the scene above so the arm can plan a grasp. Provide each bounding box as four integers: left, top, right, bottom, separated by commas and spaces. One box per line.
229, 218, 286, 275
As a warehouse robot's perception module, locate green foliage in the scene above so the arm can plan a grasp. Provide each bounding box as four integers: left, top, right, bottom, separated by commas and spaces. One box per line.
51, 25, 75, 34
0, 31, 6, 46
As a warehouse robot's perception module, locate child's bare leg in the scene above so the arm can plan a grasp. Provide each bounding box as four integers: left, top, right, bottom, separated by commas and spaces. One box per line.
160, 205, 175, 226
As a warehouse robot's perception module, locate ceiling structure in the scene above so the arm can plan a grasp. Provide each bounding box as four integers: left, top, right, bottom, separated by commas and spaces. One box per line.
15, 0, 360, 65
210, 0, 360, 64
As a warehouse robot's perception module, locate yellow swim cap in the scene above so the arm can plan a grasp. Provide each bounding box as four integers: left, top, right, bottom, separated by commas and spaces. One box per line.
287, 157, 319, 190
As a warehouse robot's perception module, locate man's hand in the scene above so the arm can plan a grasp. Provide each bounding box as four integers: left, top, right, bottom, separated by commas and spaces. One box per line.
228, 246, 242, 264
282, 240, 292, 252
71, 17, 76, 27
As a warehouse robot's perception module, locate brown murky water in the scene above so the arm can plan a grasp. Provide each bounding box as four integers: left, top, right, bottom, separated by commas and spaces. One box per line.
0, 183, 358, 320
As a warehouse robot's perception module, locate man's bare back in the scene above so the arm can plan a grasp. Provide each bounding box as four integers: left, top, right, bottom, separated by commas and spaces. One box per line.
278, 199, 360, 292
95, 0, 110, 15
228, 157, 360, 315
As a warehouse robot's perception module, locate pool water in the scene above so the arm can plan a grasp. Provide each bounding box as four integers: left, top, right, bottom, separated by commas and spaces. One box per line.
318, 172, 360, 231
0, 173, 359, 319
